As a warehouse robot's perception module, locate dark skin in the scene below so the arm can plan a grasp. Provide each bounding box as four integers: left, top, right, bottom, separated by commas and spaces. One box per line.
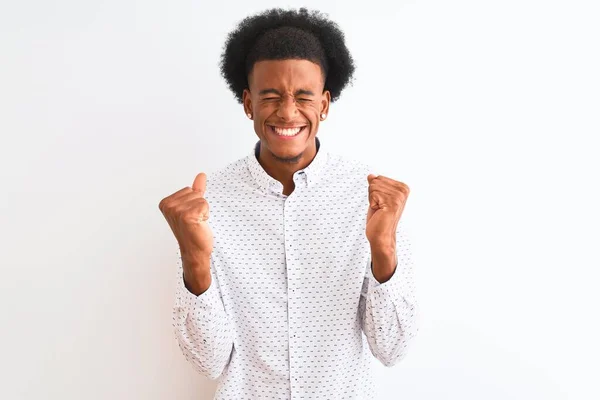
242, 59, 331, 196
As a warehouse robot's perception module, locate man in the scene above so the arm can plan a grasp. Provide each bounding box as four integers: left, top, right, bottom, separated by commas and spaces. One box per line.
159, 8, 419, 399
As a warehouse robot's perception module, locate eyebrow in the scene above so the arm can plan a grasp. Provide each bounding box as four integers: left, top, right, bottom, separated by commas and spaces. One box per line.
258, 89, 315, 96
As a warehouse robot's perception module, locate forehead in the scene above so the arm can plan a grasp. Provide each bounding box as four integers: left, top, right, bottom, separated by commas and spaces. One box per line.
249, 59, 324, 90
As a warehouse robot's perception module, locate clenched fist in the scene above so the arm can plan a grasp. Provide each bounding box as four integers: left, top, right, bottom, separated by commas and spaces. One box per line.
159, 172, 214, 259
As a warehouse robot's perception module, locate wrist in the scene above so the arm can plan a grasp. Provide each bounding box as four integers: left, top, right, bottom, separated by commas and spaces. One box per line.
182, 264, 212, 296
370, 241, 396, 257
180, 249, 212, 296
180, 242, 211, 263
370, 246, 397, 284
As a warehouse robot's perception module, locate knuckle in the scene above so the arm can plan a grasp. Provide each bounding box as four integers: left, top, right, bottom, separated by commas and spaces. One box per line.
197, 201, 209, 213
159, 198, 170, 212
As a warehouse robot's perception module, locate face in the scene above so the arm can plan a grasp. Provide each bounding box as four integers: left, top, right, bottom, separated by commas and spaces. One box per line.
243, 59, 330, 163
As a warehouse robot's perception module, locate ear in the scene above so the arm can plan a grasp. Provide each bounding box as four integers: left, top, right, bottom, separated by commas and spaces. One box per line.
242, 88, 252, 116
320, 89, 331, 118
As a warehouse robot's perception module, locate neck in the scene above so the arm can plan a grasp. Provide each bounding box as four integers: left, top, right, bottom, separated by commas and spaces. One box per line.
256, 139, 318, 194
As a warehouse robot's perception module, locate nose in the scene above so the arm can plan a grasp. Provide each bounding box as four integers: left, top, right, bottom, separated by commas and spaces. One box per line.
276, 94, 298, 120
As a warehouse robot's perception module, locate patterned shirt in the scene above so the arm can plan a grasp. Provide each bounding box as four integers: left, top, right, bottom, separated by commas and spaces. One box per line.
172, 137, 419, 399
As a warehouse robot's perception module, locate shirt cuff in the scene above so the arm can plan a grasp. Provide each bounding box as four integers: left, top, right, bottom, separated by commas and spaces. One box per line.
366, 259, 406, 304
175, 273, 222, 315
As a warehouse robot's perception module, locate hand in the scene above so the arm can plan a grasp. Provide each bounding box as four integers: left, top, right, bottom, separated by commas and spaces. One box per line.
366, 174, 410, 250
159, 172, 214, 259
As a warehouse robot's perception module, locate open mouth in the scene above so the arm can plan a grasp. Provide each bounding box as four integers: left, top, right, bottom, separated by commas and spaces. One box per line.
268, 125, 308, 139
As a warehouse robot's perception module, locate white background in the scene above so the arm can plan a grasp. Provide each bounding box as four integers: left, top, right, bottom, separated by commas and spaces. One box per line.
1, 0, 598, 399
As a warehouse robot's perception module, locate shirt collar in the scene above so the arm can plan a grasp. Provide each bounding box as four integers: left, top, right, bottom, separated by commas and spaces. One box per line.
246, 136, 329, 194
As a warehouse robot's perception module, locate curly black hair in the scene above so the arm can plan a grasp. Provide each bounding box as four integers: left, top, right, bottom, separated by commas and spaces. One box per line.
219, 8, 356, 104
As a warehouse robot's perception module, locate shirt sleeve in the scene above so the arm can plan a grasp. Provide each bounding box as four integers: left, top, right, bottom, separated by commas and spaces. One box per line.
172, 246, 234, 380
359, 221, 420, 367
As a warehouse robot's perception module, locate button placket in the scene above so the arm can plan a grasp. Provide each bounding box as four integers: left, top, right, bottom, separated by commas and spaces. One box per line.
284, 198, 298, 393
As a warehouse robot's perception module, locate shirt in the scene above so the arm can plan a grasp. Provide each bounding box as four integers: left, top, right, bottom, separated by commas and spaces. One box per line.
172, 137, 419, 400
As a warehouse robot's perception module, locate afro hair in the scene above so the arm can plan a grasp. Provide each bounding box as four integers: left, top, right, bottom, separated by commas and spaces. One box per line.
219, 7, 356, 104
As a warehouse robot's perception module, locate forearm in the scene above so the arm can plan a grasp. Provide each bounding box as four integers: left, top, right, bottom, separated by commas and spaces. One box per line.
361, 277, 418, 366
173, 247, 234, 380
361, 224, 419, 366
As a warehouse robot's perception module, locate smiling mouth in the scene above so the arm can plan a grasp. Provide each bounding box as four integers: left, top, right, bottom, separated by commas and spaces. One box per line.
268, 125, 308, 137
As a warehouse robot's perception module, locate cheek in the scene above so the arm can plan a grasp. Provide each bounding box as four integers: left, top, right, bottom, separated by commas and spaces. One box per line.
300, 104, 320, 122
257, 103, 277, 118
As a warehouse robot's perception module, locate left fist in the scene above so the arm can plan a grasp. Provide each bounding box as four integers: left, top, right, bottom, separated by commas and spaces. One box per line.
366, 174, 410, 248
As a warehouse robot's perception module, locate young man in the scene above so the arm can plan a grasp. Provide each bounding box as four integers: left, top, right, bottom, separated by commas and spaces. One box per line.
159, 8, 419, 399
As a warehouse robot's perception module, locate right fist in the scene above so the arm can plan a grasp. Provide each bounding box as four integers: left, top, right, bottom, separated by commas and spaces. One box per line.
158, 172, 214, 257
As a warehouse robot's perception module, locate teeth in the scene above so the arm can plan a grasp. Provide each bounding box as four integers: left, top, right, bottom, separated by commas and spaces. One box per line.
273, 126, 303, 136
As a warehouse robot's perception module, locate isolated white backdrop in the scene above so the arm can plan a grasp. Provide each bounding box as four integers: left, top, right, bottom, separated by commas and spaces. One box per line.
1, 0, 599, 399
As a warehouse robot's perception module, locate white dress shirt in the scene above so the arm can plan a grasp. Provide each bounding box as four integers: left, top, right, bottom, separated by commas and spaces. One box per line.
173, 137, 419, 400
